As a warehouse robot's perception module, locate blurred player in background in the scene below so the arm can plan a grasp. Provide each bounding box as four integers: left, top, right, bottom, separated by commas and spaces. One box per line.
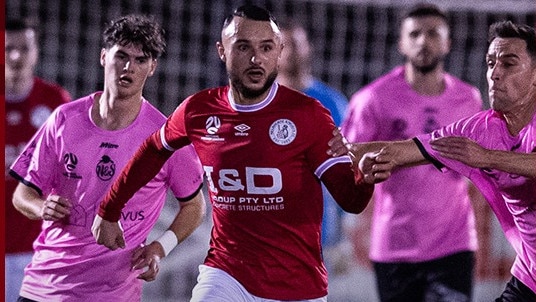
5, 17, 71, 302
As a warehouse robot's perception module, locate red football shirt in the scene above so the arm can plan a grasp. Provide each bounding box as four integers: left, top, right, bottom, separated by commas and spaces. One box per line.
162, 83, 345, 299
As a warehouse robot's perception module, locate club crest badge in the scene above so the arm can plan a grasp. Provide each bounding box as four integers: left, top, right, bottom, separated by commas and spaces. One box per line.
269, 119, 296, 145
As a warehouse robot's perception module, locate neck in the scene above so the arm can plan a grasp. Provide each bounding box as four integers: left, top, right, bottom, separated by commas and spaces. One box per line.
404, 63, 445, 96
502, 94, 536, 136
91, 91, 143, 130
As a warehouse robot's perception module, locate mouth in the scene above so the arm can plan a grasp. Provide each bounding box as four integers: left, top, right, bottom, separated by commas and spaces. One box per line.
119, 75, 133, 85
246, 68, 264, 82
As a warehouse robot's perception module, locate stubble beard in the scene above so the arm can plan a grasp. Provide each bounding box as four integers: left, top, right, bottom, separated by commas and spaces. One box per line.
230, 70, 278, 99
410, 55, 444, 74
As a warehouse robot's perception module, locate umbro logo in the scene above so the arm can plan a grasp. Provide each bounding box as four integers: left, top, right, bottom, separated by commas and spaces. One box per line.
234, 124, 250, 136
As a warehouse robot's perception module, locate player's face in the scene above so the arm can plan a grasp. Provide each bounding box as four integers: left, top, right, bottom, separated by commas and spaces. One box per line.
399, 16, 450, 73
486, 37, 536, 114
100, 43, 157, 99
5, 29, 38, 82
218, 17, 283, 102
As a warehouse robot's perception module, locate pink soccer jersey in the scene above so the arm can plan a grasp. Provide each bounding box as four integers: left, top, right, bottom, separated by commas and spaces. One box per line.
160, 83, 350, 300
415, 109, 536, 293
9, 93, 203, 302
341, 66, 483, 262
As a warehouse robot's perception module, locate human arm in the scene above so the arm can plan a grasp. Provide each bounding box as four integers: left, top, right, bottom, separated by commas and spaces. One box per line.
320, 160, 374, 214
431, 136, 536, 178
131, 190, 206, 281
92, 131, 174, 250
328, 128, 428, 183
12, 183, 71, 221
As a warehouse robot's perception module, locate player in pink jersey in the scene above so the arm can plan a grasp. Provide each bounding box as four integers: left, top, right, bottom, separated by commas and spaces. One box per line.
93, 5, 374, 301
9, 15, 206, 302
5, 18, 72, 302
340, 4, 484, 301
330, 21, 536, 301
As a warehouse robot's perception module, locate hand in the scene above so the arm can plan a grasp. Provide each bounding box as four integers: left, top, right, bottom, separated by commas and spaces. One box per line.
431, 136, 489, 168
131, 242, 165, 281
359, 150, 393, 184
41, 194, 71, 221
91, 215, 126, 250
327, 128, 351, 157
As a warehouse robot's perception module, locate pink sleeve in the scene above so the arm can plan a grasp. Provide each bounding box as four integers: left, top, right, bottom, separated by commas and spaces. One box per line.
166, 144, 204, 200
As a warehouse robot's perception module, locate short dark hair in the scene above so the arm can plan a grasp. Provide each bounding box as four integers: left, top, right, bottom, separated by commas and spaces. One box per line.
222, 4, 278, 29
102, 14, 166, 59
399, 3, 449, 30
488, 20, 536, 63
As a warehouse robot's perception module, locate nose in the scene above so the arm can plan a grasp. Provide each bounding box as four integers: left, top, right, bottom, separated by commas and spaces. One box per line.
123, 60, 132, 72
250, 53, 261, 65
7, 49, 22, 62
489, 64, 502, 81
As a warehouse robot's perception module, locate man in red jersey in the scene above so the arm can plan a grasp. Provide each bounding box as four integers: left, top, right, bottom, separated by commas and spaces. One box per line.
5, 18, 71, 302
92, 4, 374, 301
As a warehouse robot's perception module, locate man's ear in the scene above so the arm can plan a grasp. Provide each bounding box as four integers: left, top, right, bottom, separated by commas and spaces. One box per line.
148, 59, 157, 77
100, 48, 106, 67
217, 41, 226, 62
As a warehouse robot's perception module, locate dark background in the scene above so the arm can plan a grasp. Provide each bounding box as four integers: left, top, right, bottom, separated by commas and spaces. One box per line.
6, 0, 535, 115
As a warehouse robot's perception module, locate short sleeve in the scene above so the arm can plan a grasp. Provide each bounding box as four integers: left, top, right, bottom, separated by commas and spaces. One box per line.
165, 143, 204, 200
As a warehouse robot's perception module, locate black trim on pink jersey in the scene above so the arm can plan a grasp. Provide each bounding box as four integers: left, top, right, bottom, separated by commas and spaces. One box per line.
176, 183, 203, 202
8, 170, 43, 197
412, 137, 444, 170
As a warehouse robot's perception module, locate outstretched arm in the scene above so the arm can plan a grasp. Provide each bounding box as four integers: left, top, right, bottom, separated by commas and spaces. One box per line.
92, 132, 173, 250
431, 136, 536, 178
131, 190, 206, 281
328, 128, 428, 183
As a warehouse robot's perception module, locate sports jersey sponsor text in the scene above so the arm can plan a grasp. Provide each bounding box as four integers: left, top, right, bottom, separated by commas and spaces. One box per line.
204, 166, 285, 212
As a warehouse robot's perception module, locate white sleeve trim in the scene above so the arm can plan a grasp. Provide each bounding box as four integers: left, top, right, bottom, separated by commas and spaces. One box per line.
315, 155, 352, 178
160, 126, 175, 151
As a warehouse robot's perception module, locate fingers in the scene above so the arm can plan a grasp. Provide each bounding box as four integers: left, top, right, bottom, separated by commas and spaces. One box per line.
116, 234, 126, 249
135, 257, 160, 282
91, 216, 126, 250
328, 128, 352, 157
41, 195, 71, 221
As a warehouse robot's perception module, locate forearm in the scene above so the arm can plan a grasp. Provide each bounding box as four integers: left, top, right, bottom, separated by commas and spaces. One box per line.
485, 150, 536, 178
350, 139, 427, 168
12, 184, 44, 220
167, 190, 206, 244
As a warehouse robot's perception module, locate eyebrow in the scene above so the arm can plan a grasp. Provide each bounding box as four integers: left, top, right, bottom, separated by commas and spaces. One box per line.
116, 49, 150, 59
235, 38, 276, 44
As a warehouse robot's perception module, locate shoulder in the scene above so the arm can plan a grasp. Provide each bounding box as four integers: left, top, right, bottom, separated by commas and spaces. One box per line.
184, 86, 227, 104
448, 109, 503, 139
34, 77, 71, 102
139, 99, 168, 125
444, 74, 482, 97
350, 67, 404, 103
277, 84, 323, 109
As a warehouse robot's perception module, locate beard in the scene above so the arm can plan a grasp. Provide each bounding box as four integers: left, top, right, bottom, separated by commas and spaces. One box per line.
409, 55, 444, 74
229, 69, 278, 99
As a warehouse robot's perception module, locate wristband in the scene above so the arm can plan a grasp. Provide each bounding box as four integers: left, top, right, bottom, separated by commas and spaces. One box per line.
156, 230, 178, 257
